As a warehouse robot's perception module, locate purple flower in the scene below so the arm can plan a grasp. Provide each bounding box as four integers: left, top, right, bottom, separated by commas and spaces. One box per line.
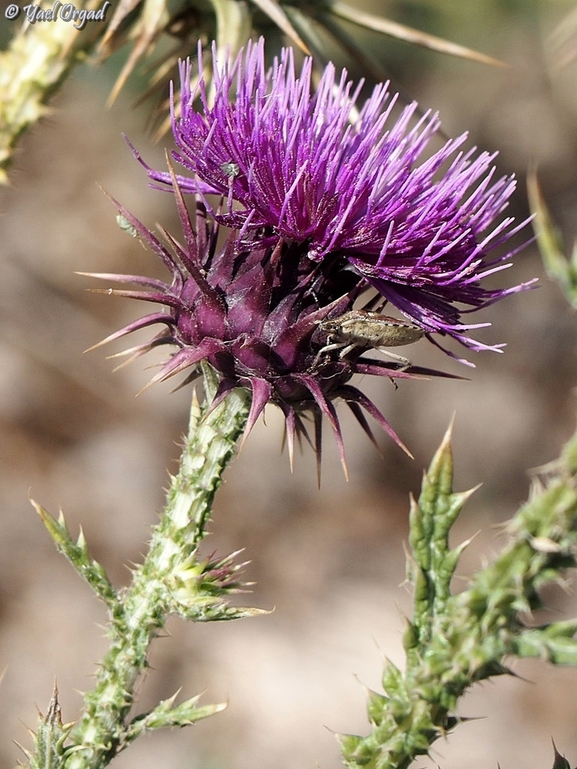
140, 38, 534, 359
92, 169, 446, 474
93, 40, 533, 471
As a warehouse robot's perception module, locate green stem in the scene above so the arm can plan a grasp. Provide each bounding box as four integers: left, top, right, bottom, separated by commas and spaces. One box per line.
64, 383, 251, 769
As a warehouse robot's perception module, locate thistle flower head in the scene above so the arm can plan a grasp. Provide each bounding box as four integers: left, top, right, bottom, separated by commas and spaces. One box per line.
141, 38, 534, 358
93, 167, 437, 473
94, 39, 533, 471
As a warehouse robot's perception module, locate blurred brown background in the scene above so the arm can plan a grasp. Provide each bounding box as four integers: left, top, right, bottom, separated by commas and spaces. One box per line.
1, 1, 577, 768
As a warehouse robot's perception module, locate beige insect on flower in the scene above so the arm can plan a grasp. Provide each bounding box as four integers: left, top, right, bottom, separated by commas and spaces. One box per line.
316, 310, 425, 369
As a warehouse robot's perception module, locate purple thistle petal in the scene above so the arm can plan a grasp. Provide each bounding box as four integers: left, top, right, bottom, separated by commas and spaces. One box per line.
354, 357, 467, 379
207, 377, 242, 412
240, 378, 273, 447
354, 360, 431, 378
338, 384, 412, 458
125, 134, 216, 196
103, 189, 186, 286
148, 338, 226, 385
158, 224, 226, 314
86, 313, 174, 352
284, 408, 298, 472
81, 272, 172, 291
97, 288, 186, 310
284, 404, 316, 454
110, 336, 173, 371
313, 409, 323, 488
295, 373, 348, 478
343, 399, 382, 455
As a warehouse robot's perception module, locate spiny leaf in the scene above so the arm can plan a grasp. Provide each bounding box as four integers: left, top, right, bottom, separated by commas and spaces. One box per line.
247, 0, 309, 54
127, 690, 226, 738
172, 602, 270, 623
409, 422, 477, 634
344, 420, 577, 769
327, 0, 506, 67
512, 620, 577, 666
25, 684, 76, 769
31, 499, 119, 610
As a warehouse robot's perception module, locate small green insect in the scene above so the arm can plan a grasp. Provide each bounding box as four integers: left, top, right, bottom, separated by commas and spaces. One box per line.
220, 162, 240, 179
116, 214, 138, 238
316, 310, 425, 368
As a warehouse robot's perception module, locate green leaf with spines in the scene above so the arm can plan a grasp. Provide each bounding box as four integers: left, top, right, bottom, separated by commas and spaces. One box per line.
408, 423, 475, 648
366, 690, 389, 727
161, 547, 263, 622
24, 687, 75, 769
124, 691, 227, 745
31, 501, 119, 613
512, 619, 577, 665
343, 420, 577, 769
171, 602, 269, 622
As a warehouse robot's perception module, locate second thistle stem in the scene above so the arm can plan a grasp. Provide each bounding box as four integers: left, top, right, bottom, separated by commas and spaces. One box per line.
64, 381, 251, 769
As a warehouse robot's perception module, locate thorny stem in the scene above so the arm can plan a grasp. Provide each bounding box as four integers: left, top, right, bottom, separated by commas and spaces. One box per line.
63, 381, 251, 769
